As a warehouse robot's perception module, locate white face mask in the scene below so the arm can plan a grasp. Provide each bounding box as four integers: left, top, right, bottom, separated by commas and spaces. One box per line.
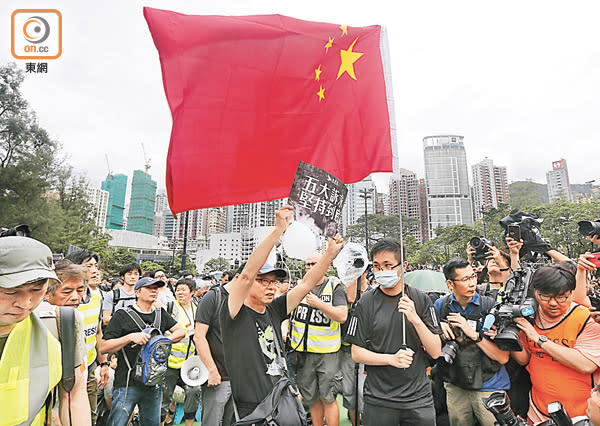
374, 270, 400, 288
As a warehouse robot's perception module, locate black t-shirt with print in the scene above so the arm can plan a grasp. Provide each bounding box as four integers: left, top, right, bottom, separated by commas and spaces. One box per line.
195, 285, 229, 380
220, 293, 288, 409
345, 285, 442, 409
103, 306, 177, 388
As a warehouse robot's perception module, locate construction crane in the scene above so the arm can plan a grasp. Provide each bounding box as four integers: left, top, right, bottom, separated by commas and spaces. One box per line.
105, 154, 113, 180
141, 143, 151, 175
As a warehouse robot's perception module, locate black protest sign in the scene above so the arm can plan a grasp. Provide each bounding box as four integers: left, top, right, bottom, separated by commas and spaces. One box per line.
288, 161, 347, 237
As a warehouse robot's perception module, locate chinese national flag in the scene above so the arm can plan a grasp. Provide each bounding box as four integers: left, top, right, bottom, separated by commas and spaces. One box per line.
144, 7, 395, 214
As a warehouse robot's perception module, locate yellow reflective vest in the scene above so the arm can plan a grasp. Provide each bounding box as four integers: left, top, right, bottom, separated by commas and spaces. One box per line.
77, 288, 102, 367
167, 300, 197, 369
291, 277, 342, 354
0, 313, 61, 426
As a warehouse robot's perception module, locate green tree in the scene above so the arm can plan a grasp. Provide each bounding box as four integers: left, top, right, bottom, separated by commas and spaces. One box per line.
161, 251, 198, 276
202, 257, 231, 274
508, 181, 548, 209
101, 247, 137, 276
346, 214, 421, 256
0, 63, 106, 254
141, 261, 164, 274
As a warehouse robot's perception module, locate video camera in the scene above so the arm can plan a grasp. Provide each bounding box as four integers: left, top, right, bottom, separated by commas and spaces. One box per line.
499, 209, 550, 256
470, 236, 494, 263
578, 219, 600, 238
0, 224, 31, 237
482, 391, 591, 426
485, 268, 536, 351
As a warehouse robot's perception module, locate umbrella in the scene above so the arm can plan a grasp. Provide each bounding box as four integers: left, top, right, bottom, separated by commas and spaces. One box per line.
404, 270, 449, 293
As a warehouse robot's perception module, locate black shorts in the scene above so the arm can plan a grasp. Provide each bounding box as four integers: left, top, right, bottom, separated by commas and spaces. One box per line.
362, 400, 436, 426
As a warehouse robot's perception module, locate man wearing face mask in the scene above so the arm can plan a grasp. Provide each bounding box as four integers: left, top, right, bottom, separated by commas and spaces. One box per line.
345, 238, 442, 425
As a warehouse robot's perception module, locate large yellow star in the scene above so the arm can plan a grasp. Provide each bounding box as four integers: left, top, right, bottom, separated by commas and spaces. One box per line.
339, 25, 348, 36
324, 36, 334, 53
317, 85, 325, 102
337, 37, 364, 80
315, 65, 322, 81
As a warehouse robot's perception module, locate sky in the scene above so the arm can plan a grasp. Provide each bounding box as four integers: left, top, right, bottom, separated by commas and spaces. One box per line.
2, 0, 600, 195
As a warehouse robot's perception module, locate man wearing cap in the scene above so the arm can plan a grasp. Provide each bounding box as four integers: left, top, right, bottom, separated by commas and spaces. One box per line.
0, 236, 91, 426
289, 252, 348, 426
221, 205, 344, 418
101, 277, 185, 426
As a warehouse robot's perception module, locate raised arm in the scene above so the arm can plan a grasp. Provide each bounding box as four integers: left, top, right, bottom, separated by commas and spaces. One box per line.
286, 234, 344, 314
575, 253, 595, 307
227, 206, 292, 319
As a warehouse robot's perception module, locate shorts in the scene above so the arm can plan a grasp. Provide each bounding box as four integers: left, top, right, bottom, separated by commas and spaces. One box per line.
295, 351, 341, 406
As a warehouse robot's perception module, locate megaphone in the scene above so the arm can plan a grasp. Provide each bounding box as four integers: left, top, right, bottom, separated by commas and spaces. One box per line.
180, 355, 209, 387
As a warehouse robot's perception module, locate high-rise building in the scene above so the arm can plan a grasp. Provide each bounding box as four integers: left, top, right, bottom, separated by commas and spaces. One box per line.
472, 158, 508, 218
231, 199, 286, 232
423, 135, 473, 238
101, 173, 127, 230
155, 189, 169, 214
546, 159, 572, 202
389, 169, 422, 241
417, 178, 429, 243
127, 170, 157, 235
204, 207, 227, 235
86, 188, 110, 230
342, 177, 377, 234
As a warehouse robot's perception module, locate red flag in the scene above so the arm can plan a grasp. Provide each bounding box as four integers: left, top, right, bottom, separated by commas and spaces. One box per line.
144, 8, 394, 214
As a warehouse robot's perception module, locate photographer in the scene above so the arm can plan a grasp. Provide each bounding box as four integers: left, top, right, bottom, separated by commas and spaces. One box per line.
435, 258, 510, 426
511, 263, 600, 423
468, 242, 512, 299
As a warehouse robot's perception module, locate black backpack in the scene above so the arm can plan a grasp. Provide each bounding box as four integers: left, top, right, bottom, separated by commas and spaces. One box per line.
111, 289, 137, 313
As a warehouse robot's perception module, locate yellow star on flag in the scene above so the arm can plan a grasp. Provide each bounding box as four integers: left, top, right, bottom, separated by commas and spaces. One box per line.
315, 65, 322, 81
317, 85, 325, 102
324, 37, 334, 53
339, 25, 348, 36
337, 37, 364, 80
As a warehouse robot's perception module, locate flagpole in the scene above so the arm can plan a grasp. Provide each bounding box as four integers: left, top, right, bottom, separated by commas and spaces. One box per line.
399, 211, 406, 347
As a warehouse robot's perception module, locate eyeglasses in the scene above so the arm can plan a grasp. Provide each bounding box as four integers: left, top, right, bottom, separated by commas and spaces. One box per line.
452, 273, 478, 283
372, 262, 401, 272
536, 291, 571, 303
256, 278, 279, 287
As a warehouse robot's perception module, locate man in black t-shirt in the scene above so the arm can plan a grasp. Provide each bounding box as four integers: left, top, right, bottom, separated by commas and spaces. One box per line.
101, 277, 185, 426
194, 283, 234, 425
221, 205, 344, 419
345, 238, 442, 426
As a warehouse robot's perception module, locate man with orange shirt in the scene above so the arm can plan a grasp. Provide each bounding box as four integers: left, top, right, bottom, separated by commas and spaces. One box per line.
512, 263, 600, 423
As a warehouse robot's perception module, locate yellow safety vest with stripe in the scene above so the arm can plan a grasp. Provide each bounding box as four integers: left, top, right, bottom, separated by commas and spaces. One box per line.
0, 313, 62, 426
77, 288, 102, 367
167, 300, 197, 369
291, 277, 342, 354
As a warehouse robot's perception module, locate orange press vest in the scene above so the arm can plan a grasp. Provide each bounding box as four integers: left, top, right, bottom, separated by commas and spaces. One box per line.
526, 304, 593, 418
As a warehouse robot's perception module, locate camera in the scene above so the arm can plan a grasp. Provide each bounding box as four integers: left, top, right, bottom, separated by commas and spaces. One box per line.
481, 391, 527, 426
0, 224, 31, 237
487, 268, 536, 351
578, 220, 600, 238
499, 209, 550, 255
439, 326, 471, 365
470, 236, 494, 263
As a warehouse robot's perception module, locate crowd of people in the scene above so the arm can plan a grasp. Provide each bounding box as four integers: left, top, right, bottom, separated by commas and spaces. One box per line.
2, 205, 600, 426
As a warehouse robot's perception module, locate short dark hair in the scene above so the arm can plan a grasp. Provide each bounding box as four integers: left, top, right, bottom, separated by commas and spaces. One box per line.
221, 271, 232, 281
530, 262, 576, 295
370, 238, 402, 263
443, 257, 471, 280
153, 269, 165, 276
175, 278, 196, 292
65, 249, 99, 265
119, 263, 142, 277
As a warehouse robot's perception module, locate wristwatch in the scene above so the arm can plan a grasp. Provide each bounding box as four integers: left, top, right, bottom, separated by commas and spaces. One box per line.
537, 335, 548, 348
99, 362, 110, 367
471, 333, 483, 343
